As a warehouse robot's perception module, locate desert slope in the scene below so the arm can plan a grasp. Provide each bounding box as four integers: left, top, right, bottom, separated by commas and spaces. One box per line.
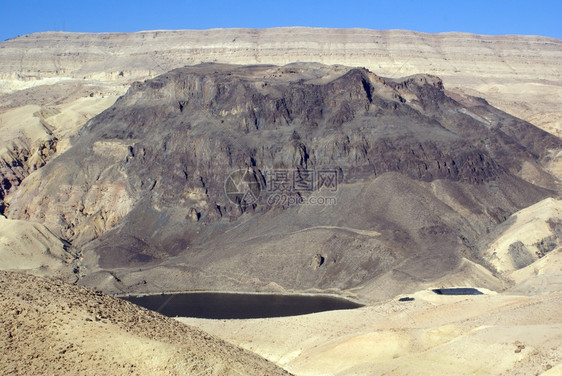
0, 270, 289, 376
0, 215, 79, 280
179, 199, 562, 375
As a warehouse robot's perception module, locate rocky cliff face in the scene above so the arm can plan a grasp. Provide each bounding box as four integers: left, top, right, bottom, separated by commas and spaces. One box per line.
0, 85, 123, 215
5, 63, 560, 298
0, 106, 59, 213
1, 28, 560, 220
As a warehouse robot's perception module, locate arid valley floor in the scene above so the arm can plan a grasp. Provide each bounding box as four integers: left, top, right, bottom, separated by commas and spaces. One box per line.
0, 28, 561, 375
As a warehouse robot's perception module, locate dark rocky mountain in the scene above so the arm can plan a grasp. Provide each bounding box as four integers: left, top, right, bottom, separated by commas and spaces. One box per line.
5, 63, 561, 299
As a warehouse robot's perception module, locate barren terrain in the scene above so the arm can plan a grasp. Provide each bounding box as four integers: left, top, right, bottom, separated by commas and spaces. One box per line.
0, 270, 289, 375
5, 63, 559, 300
1, 29, 561, 206
0, 28, 561, 375
180, 284, 562, 376
180, 199, 562, 375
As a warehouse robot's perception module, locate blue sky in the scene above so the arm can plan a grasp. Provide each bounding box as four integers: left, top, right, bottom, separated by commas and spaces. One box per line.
1, 0, 561, 42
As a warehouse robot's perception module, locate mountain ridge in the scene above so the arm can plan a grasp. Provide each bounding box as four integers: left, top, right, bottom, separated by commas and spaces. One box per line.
2, 28, 560, 213
5, 63, 559, 299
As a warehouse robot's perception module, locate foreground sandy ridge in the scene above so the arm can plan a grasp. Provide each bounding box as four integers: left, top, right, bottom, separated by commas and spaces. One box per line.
0, 271, 290, 376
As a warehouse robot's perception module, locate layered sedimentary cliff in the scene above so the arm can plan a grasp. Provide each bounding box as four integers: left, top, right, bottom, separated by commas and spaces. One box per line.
1, 28, 560, 131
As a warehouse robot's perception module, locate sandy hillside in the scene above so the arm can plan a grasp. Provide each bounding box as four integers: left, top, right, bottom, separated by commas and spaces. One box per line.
481, 198, 562, 274
0, 215, 79, 280
0, 271, 290, 376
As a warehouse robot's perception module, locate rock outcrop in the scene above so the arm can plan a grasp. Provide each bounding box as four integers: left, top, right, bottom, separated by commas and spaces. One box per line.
5, 63, 560, 298
1, 28, 560, 217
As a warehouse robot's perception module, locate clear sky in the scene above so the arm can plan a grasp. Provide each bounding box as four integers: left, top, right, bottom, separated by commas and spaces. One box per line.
1, 0, 561, 42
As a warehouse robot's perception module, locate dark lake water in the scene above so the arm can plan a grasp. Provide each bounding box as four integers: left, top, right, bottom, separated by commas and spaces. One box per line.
122, 292, 364, 319
432, 288, 483, 295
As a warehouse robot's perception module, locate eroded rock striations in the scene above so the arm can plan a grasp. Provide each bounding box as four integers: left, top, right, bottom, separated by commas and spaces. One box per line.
1, 28, 560, 216
1, 28, 560, 134
5, 63, 562, 298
